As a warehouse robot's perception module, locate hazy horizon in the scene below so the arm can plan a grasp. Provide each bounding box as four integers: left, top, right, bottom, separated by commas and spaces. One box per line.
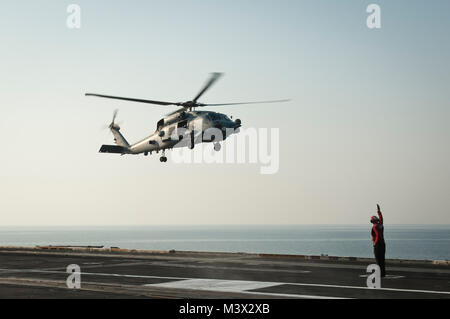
1, 224, 450, 227
1, 224, 448, 260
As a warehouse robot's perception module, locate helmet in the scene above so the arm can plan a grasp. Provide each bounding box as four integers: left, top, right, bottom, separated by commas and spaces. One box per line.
371, 216, 379, 224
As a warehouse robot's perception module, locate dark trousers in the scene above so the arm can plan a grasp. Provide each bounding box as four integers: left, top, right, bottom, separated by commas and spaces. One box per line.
374, 242, 386, 277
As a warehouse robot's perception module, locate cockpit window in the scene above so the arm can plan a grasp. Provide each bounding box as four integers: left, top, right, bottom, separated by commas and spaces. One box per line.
208, 113, 223, 120
157, 119, 164, 131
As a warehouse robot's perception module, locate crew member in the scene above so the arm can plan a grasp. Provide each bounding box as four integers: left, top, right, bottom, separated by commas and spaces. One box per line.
370, 204, 386, 277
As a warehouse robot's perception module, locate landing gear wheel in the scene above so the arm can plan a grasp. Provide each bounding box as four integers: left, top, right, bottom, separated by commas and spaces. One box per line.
214, 143, 221, 152
159, 149, 168, 162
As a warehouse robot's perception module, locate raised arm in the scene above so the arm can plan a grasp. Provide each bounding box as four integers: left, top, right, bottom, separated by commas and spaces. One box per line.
377, 204, 383, 224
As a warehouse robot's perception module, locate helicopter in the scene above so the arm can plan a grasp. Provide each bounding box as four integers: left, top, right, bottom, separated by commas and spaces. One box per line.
86, 73, 289, 162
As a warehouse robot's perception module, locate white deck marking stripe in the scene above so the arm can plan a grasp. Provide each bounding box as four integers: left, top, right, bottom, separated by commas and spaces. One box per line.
280, 282, 450, 295
149, 262, 311, 274
147, 278, 278, 292
240, 291, 348, 299
146, 279, 348, 299
360, 274, 405, 279
1, 268, 449, 296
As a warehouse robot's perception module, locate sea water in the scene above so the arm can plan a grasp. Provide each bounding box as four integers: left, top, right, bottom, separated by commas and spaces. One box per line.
0, 225, 448, 260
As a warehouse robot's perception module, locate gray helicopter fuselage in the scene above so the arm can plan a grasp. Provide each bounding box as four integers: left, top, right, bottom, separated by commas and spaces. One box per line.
126, 111, 240, 155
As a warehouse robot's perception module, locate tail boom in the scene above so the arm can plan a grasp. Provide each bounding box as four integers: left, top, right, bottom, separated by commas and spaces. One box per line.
99, 145, 129, 154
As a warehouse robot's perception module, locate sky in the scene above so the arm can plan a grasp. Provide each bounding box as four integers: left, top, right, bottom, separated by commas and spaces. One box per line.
0, 1, 449, 225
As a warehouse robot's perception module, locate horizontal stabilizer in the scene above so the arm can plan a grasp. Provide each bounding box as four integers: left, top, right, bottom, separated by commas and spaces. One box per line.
99, 145, 127, 154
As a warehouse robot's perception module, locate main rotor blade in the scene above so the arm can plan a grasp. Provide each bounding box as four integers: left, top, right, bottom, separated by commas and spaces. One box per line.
193, 72, 223, 102
203, 99, 291, 106
86, 93, 180, 106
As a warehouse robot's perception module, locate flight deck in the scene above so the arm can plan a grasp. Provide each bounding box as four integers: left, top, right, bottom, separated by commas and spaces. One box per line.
0, 246, 448, 299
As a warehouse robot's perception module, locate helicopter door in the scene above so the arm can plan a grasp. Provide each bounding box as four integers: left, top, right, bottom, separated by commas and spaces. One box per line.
165, 125, 176, 141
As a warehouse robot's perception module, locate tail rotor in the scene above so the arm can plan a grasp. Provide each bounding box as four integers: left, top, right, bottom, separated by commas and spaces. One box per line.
102, 109, 122, 131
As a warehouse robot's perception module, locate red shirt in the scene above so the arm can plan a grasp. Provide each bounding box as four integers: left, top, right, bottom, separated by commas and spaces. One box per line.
371, 210, 384, 246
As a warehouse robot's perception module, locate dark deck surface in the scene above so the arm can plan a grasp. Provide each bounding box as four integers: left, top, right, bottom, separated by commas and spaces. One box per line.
0, 248, 449, 299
